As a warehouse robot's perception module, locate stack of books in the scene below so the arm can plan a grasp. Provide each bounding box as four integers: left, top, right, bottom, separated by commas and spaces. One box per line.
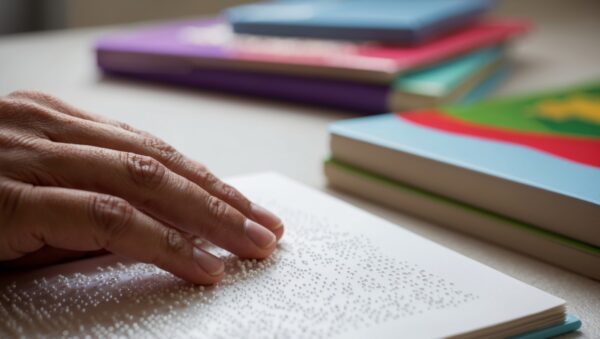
96, 1, 529, 112
325, 82, 600, 280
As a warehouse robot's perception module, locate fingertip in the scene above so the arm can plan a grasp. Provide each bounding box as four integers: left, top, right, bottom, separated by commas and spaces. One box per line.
184, 271, 223, 286
168, 248, 224, 285
192, 247, 225, 277
250, 203, 284, 234
190, 270, 224, 286
245, 219, 277, 250
272, 223, 284, 241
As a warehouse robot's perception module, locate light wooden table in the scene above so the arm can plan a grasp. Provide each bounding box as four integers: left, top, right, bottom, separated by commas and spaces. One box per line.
1, 0, 599, 337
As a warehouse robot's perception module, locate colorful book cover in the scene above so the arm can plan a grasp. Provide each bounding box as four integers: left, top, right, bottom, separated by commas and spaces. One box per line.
403, 83, 600, 168
96, 17, 528, 83
329, 83, 600, 244
99, 43, 505, 113
226, 0, 492, 44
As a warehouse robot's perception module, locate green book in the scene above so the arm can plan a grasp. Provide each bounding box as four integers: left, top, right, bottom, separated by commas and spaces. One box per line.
324, 158, 600, 280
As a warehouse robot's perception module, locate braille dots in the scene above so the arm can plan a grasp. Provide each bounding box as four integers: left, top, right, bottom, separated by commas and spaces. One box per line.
0, 200, 477, 338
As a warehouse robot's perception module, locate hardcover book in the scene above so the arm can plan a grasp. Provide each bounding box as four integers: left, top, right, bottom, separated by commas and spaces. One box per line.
329, 83, 600, 249
226, 0, 492, 44
324, 159, 600, 280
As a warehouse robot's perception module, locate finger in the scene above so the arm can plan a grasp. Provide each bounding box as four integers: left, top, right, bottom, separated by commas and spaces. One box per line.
7, 90, 147, 135
33, 141, 277, 259
10, 184, 224, 284
16, 98, 284, 239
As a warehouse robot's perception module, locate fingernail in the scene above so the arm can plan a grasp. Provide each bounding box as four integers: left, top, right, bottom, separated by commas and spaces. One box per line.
245, 219, 276, 249
193, 248, 224, 276
250, 203, 283, 231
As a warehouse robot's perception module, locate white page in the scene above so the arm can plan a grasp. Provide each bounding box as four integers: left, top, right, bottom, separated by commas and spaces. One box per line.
0, 172, 563, 338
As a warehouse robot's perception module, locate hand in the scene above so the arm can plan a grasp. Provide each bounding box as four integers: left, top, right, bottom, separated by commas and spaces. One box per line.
0, 91, 284, 284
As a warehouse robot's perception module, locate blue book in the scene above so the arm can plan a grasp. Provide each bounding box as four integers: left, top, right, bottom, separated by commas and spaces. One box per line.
327, 83, 600, 280
226, 0, 493, 44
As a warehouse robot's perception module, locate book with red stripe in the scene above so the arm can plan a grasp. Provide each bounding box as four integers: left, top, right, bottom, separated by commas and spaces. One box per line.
328, 82, 600, 250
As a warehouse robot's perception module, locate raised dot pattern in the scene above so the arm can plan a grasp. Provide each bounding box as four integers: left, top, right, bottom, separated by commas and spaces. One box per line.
0, 202, 478, 338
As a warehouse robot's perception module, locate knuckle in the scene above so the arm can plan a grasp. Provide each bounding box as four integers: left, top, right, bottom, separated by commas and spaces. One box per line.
162, 228, 187, 255
195, 162, 209, 172
6, 90, 56, 111
115, 121, 138, 133
220, 183, 249, 209
9, 91, 89, 121
123, 153, 167, 189
1, 97, 55, 121
198, 170, 219, 188
207, 196, 228, 220
89, 194, 133, 246
187, 159, 209, 173
203, 196, 229, 238
7, 89, 44, 100
220, 183, 238, 201
8, 89, 44, 97
8, 90, 62, 108
143, 137, 183, 166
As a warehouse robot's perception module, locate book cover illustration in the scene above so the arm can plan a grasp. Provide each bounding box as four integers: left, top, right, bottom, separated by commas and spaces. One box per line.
330, 83, 600, 205
401, 83, 600, 168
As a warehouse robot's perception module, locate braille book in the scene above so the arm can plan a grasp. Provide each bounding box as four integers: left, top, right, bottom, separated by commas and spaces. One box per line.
0, 173, 581, 338
225, 0, 493, 44
326, 82, 600, 279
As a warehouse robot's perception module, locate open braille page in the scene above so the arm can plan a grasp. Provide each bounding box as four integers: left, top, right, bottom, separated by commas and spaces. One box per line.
0, 173, 564, 338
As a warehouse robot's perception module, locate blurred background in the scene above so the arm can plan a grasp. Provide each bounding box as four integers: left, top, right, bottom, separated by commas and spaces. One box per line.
1, 0, 598, 36
0, 0, 254, 35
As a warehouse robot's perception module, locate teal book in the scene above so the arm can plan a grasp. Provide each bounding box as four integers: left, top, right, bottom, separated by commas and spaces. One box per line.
396, 46, 501, 95
387, 46, 506, 110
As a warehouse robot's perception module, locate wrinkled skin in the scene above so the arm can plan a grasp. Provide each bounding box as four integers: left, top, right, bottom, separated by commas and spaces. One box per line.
0, 91, 284, 284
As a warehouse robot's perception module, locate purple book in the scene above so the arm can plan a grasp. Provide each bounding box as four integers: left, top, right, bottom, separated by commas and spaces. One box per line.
101, 67, 390, 112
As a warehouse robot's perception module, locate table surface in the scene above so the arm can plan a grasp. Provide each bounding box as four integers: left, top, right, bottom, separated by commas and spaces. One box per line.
1, 0, 599, 337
